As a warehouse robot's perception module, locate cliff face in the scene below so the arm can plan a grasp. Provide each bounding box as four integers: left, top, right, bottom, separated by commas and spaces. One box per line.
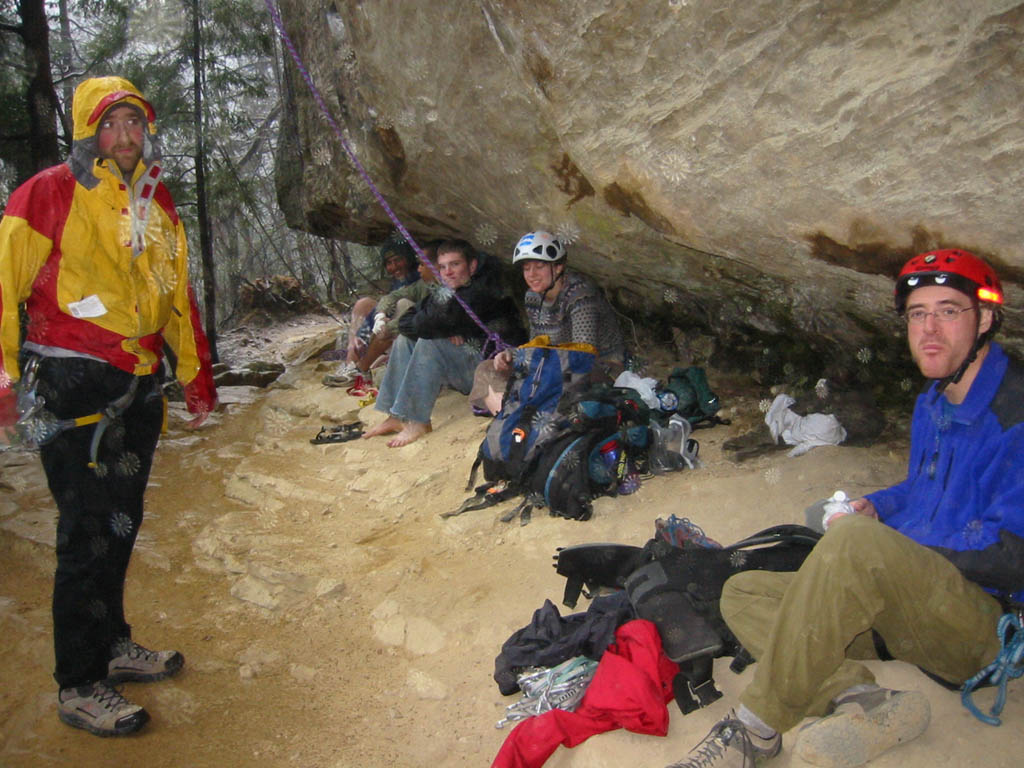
274, 0, 1024, 378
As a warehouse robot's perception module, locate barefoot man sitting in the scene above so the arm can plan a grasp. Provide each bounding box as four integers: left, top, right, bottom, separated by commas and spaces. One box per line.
362, 238, 522, 447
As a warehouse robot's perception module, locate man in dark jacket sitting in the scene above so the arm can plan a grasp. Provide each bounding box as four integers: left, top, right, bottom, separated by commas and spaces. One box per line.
363, 239, 523, 447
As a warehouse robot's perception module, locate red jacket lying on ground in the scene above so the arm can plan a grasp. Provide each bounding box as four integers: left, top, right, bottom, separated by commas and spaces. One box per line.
492, 619, 679, 768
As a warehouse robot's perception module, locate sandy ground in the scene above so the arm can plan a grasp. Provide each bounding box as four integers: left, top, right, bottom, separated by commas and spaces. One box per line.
1, 314, 1021, 768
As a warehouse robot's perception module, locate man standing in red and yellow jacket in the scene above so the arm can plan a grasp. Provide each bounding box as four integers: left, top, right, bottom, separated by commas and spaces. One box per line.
0, 76, 216, 736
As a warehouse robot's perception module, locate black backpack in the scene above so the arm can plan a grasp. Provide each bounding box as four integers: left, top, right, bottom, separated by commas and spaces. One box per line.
553, 524, 822, 713
453, 384, 654, 524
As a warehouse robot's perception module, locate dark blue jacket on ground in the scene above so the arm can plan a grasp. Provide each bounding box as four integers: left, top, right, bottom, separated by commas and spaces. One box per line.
866, 342, 1024, 603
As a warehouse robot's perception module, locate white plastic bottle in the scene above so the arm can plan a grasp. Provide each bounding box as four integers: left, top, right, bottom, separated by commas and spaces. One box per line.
822, 490, 855, 530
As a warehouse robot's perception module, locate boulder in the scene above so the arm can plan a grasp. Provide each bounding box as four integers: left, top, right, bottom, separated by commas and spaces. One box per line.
274, 0, 1024, 385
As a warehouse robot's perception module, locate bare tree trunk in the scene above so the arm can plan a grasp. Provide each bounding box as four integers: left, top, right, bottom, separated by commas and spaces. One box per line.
19, 0, 61, 172
339, 242, 356, 295
325, 238, 342, 302
56, 0, 74, 141
190, 0, 219, 362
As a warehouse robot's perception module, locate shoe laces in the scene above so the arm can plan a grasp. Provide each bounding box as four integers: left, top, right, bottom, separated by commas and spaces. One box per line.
115, 639, 157, 662
93, 681, 131, 711
668, 719, 753, 768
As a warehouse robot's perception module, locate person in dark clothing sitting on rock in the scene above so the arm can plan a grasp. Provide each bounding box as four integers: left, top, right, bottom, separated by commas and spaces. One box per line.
324, 239, 421, 386
363, 239, 524, 447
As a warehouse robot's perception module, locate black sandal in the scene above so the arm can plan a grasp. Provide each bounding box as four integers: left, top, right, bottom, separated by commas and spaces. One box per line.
310, 422, 364, 444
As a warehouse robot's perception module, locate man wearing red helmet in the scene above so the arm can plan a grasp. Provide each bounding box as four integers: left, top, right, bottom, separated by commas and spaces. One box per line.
667, 250, 1023, 768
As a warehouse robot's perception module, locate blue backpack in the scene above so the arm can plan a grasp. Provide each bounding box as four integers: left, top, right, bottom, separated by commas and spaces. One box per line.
473, 337, 596, 485
455, 346, 657, 523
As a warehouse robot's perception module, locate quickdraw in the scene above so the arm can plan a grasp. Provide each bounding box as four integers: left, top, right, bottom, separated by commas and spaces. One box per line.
495, 656, 598, 729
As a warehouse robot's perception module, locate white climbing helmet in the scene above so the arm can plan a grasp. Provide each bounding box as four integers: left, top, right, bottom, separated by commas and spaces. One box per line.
512, 231, 566, 264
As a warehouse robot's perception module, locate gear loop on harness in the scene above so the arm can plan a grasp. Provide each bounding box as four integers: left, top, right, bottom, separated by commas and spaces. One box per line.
960, 611, 1024, 726
262, 0, 511, 355
86, 376, 139, 469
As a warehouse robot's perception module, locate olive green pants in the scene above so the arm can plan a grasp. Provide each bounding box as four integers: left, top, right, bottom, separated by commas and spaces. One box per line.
721, 514, 1003, 733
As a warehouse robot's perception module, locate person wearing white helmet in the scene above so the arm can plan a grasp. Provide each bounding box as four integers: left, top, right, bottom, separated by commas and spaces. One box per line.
509, 230, 624, 364
471, 231, 625, 414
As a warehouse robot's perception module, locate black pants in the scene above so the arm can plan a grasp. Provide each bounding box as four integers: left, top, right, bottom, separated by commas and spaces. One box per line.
34, 357, 163, 689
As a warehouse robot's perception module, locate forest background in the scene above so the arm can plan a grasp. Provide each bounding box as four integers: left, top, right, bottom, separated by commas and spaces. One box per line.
1, 0, 378, 361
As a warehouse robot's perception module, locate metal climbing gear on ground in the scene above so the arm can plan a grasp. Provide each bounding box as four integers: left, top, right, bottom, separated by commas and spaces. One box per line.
494, 656, 598, 729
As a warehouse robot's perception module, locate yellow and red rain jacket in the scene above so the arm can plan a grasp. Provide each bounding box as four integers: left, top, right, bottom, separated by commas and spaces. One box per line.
0, 77, 215, 417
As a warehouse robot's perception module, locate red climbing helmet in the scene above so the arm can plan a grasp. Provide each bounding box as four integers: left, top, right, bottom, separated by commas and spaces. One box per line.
894, 249, 1004, 313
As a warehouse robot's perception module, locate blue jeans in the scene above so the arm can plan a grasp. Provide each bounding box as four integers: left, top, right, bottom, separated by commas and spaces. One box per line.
375, 335, 479, 424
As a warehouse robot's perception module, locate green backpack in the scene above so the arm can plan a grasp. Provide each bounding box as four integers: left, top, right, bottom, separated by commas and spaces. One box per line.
664, 366, 726, 428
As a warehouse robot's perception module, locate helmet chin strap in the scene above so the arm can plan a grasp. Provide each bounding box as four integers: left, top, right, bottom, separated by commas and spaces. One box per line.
537, 263, 565, 303
933, 304, 1001, 396
934, 342, 979, 395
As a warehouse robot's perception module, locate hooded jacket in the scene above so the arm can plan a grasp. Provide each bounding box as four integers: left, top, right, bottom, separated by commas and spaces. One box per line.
0, 77, 215, 415
866, 343, 1024, 603
398, 251, 525, 347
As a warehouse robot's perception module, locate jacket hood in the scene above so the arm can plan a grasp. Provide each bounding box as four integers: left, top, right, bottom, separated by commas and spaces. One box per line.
68, 76, 161, 188
464, 250, 503, 291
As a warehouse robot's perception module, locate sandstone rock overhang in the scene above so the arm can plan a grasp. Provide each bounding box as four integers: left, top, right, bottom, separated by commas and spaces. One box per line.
273, 0, 1024, 386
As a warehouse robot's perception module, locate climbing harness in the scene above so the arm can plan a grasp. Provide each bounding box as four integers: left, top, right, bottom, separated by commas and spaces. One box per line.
961, 611, 1024, 726
494, 656, 598, 729
262, 0, 510, 356
13, 356, 140, 468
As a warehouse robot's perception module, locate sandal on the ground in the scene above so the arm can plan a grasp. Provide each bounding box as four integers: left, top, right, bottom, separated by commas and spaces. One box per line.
310, 422, 364, 444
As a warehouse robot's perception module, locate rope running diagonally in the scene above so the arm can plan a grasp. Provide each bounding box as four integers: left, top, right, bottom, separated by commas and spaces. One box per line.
262, 0, 510, 355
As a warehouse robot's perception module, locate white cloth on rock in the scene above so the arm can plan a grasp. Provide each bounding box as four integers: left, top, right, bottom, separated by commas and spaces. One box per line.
765, 394, 847, 457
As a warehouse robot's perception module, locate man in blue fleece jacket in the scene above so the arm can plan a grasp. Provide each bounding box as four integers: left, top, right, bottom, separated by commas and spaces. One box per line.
667, 250, 1023, 768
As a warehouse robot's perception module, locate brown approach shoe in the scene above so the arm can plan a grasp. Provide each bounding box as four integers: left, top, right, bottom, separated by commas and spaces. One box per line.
107, 639, 184, 683
666, 712, 782, 768
795, 687, 930, 768
58, 681, 149, 737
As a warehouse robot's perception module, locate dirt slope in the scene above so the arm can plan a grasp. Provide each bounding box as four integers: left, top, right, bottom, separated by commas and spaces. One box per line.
1, 315, 1020, 768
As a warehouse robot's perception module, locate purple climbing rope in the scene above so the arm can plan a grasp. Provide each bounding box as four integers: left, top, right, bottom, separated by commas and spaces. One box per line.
263, 0, 509, 354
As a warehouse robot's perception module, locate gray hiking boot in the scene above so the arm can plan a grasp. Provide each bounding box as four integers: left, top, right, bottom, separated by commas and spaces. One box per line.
666, 712, 782, 768
57, 681, 149, 736
795, 686, 930, 768
107, 638, 184, 683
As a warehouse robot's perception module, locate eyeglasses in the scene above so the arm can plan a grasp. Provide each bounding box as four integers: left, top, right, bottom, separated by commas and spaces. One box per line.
904, 306, 976, 325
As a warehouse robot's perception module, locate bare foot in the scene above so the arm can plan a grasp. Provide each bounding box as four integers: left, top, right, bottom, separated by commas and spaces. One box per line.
386, 421, 432, 448
362, 416, 403, 439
